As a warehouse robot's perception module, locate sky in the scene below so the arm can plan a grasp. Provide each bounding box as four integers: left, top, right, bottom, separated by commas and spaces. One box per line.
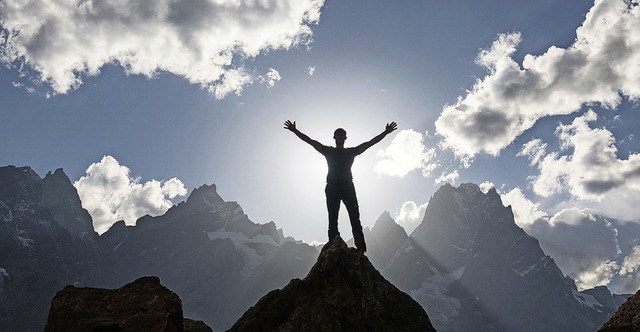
2, 0, 640, 293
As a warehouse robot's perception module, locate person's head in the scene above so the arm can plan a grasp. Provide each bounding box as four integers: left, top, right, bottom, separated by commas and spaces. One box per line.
333, 128, 347, 146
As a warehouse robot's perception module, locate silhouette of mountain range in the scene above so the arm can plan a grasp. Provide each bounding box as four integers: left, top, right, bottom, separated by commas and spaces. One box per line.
0, 165, 632, 331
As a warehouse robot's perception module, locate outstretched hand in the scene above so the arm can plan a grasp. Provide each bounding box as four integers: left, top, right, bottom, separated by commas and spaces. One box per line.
385, 122, 398, 134
284, 120, 296, 132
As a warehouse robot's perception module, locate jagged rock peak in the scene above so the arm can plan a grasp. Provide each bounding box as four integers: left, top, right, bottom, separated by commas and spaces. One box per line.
186, 183, 225, 207
45, 167, 65, 178
42, 167, 97, 240
0, 165, 43, 205
372, 211, 407, 237
229, 236, 436, 332
375, 210, 394, 225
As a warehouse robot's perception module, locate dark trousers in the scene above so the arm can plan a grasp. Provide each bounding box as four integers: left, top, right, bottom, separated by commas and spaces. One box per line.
325, 180, 367, 252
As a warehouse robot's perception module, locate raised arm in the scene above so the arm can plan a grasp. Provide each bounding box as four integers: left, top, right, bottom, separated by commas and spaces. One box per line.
355, 122, 398, 154
284, 120, 324, 152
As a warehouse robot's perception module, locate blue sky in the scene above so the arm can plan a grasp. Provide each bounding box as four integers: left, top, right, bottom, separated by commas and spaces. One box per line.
2, 0, 640, 293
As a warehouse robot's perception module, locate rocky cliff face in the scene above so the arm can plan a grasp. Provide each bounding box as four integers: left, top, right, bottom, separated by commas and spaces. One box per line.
381, 183, 621, 332
0, 166, 99, 331
41, 168, 97, 243
599, 288, 640, 331
229, 236, 436, 332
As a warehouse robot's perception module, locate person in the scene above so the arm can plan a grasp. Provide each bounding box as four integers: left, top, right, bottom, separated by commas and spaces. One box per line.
284, 120, 397, 254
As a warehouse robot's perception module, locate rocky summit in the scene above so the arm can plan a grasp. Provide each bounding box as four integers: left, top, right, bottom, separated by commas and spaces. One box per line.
228, 236, 436, 332
44, 276, 212, 332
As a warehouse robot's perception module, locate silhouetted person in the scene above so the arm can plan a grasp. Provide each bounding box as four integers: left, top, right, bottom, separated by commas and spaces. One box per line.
284, 120, 398, 253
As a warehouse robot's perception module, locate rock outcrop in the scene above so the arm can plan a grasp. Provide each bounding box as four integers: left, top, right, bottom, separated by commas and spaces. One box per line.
599, 288, 640, 332
44, 276, 212, 332
228, 236, 436, 332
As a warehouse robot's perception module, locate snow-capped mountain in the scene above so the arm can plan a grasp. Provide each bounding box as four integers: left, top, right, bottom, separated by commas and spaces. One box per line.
95, 183, 320, 330
0, 165, 628, 331
379, 183, 623, 332
0, 166, 320, 331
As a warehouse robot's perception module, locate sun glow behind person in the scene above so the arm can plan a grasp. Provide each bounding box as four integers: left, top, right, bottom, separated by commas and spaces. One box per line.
280, 111, 398, 244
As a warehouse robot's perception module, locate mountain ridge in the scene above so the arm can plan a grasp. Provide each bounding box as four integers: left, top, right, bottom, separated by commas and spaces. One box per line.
0, 165, 632, 331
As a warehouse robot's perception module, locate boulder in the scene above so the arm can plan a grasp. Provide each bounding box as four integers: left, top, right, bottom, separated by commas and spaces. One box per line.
44, 276, 212, 332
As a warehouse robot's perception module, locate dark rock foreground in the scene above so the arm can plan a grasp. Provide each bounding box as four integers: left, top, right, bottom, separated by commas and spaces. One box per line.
599, 288, 640, 332
228, 236, 436, 332
44, 276, 212, 332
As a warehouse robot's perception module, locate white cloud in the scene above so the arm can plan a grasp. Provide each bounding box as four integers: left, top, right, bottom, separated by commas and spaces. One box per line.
374, 129, 438, 178
307, 66, 316, 76
0, 0, 324, 97
518, 139, 547, 166
435, 170, 459, 185
260, 68, 281, 88
526, 207, 621, 290
395, 201, 428, 235
529, 110, 640, 220
435, 0, 640, 160
619, 245, 640, 292
74, 155, 187, 234
479, 181, 495, 194
575, 260, 620, 290
501, 187, 548, 227
498, 187, 640, 292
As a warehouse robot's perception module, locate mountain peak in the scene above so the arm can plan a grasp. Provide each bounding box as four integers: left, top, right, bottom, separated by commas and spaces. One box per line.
42, 167, 97, 241
229, 236, 436, 331
372, 210, 395, 228
187, 184, 224, 206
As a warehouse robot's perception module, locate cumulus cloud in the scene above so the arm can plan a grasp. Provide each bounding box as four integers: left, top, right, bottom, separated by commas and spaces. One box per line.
501, 187, 548, 227
518, 139, 547, 166
435, 170, 459, 185
395, 201, 428, 235
526, 110, 640, 220
508, 195, 623, 289
619, 245, 640, 292
499, 187, 640, 292
0, 0, 324, 97
529, 208, 621, 290
74, 155, 187, 234
435, 0, 640, 160
374, 129, 438, 178
260, 68, 281, 88
479, 181, 495, 194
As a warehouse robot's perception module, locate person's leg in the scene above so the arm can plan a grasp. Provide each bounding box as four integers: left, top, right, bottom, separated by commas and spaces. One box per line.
325, 182, 340, 240
343, 182, 366, 252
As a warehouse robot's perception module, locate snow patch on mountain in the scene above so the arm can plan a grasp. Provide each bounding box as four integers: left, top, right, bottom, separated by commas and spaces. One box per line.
207, 230, 278, 278
513, 256, 546, 277
573, 289, 604, 311
411, 266, 465, 328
